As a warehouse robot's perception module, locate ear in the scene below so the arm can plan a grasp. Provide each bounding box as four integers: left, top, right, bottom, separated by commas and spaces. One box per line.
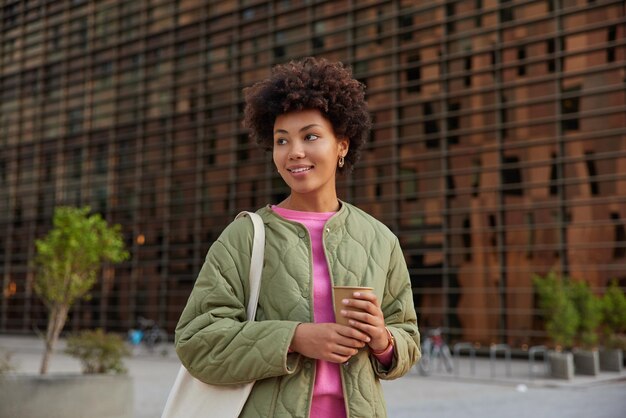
338, 136, 350, 156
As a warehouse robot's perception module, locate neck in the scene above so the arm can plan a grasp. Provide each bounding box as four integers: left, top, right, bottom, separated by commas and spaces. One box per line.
278, 194, 341, 212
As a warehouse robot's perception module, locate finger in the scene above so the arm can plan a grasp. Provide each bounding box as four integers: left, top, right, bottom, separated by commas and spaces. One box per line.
328, 353, 353, 364
342, 298, 379, 315
341, 309, 382, 327
338, 335, 368, 348
346, 320, 387, 343
348, 319, 380, 333
335, 324, 371, 343
331, 344, 360, 359
352, 291, 379, 306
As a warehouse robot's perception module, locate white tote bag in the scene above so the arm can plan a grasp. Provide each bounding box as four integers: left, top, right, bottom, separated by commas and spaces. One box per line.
161, 211, 265, 418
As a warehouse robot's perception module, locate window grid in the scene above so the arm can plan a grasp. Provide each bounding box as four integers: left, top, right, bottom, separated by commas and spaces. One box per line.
1, 0, 624, 349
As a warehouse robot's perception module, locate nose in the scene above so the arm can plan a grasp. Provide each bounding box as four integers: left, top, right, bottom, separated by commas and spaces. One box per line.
288, 142, 305, 159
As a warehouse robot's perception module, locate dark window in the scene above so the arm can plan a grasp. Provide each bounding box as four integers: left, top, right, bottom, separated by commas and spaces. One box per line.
0, 159, 5, 183
499, 0, 514, 22
445, 2, 456, 33
118, 138, 134, 169
14, 204, 23, 227
376, 10, 384, 42
204, 137, 215, 166
406, 54, 421, 93
607, 26, 616, 63
462, 217, 472, 262
561, 88, 580, 131
447, 102, 460, 145
488, 214, 497, 246
398, 12, 413, 41
72, 148, 82, 179
475, 0, 483, 27
273, 46, 285, 58
424, 102, 439, 149
517, 46, 526, 76
471, 158, 481, 197
375, 167, 384, 198
369, 114, 377, 143
550, 153, 559, 196
502, 155, 523, 196
584, 151, 599, 196
312, 36, 324, 50
464, 55, 472, 87
95, 144, 107, 174
525, 213, 535, 259
612, 213, 626, 258
237, 134, 249, 161
547, 39, 556, 73
447, 174, 456, 198
95, 186, 108, 215
68, 108, 83, 134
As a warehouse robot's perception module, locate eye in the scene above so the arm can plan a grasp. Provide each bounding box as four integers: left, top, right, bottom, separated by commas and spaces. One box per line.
275, 138, 287, 145
305, 134, 319, 141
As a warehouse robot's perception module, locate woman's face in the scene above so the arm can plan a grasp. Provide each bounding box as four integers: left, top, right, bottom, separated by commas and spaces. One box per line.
273, 109, 349, 203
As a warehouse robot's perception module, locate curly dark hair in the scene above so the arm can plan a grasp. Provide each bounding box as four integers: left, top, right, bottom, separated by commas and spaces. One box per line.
243, 57, 371, 173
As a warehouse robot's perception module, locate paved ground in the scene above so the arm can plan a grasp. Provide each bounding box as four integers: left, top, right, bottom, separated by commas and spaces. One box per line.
1, 334, 625, 418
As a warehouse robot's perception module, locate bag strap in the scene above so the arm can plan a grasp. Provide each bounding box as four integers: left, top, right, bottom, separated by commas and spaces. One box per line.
235, 211, 265, 321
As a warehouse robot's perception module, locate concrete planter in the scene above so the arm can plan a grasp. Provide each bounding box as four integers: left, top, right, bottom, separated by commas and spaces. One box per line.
573, 349, 600, 376
599, 348, 623, 372
548, 350, 574, 380
0, 373, 133, 418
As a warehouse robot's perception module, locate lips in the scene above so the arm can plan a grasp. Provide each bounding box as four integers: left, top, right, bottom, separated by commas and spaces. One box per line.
287, 166, 313, 174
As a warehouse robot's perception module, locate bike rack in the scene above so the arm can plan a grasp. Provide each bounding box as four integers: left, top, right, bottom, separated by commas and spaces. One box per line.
452, 342, 476, 376
528, 345, 550, 379
489, 344, 511, 378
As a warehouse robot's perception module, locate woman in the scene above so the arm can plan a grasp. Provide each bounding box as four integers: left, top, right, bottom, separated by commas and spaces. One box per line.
175, 57, 420, 418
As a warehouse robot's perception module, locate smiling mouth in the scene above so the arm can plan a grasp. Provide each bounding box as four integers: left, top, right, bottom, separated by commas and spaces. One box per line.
288, 166, 313, 173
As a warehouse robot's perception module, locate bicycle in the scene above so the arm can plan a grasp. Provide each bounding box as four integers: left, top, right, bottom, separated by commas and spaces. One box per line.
417, 328, 454, 376
128, 316, 168, 353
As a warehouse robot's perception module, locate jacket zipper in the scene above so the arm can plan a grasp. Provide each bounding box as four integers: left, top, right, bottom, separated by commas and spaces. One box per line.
301, 225, 318, 417
323, 224, 351, 418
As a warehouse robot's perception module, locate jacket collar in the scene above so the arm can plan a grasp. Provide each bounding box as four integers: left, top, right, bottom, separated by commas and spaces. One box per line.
259, 200, 350, 228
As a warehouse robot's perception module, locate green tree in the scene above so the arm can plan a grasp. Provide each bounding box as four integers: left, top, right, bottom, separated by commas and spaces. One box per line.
569, 280, 602, 349
533, 271, 580, 349
34, 206, 129, 374
601, 280, 626, 348
65, 329, 130, 374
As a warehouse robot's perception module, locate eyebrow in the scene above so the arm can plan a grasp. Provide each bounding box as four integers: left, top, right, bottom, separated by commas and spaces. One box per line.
274, 124, 322, 135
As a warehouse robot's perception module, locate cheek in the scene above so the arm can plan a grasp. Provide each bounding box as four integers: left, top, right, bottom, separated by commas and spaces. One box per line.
272, 149, 283, 169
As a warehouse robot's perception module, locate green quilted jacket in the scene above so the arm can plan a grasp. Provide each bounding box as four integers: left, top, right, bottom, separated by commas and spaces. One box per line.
175, 202, 421, 418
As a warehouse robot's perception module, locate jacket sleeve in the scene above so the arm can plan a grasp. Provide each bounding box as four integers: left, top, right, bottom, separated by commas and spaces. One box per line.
174, 219, 300, 385
371, 237, 421, 379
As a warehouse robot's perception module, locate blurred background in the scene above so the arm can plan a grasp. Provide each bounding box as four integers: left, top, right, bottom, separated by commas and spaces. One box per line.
0, 0, 624, 350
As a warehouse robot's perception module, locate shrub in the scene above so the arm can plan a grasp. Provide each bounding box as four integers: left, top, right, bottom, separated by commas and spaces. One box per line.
600, 280, 626, 349
65, 329, 130, 374
569, 280, 602, 349
533, 272, 579, 349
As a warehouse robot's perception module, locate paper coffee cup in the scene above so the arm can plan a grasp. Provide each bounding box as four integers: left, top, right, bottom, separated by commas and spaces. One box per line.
333, 286, 374, 327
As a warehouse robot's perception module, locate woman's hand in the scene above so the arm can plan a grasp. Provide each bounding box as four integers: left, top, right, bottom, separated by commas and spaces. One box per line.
289, 322, 370, 364
339, 292, 389, 352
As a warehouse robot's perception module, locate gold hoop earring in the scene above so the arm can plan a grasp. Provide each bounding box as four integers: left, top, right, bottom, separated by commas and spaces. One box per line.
338, 156, 345, 168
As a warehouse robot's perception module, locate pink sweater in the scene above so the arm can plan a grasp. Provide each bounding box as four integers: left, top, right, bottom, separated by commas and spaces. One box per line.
273, 206, 393, 418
